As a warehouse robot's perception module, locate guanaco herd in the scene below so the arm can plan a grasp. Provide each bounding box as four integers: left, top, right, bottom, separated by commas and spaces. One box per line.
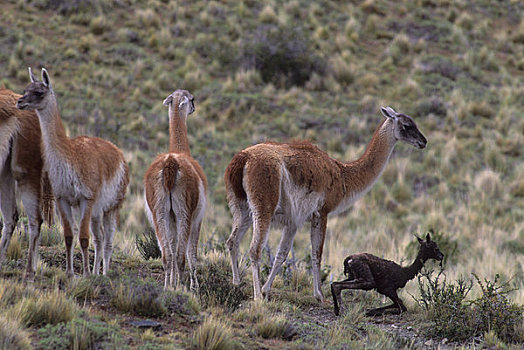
0, 67, 437, 316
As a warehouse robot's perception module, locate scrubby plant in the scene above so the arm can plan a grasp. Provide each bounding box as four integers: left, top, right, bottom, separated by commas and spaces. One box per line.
37, 316, 125, 350
416, 270, 524, 343
136, 229, 161, 261
241, 24, 325, 87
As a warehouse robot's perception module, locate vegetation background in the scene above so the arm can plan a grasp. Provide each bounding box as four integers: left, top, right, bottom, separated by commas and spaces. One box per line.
0, 0, 523, 348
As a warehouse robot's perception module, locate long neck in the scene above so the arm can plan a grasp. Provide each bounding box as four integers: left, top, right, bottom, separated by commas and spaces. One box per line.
402, 253, 426, 282
342, 119, 397, 194
36, 92, 71, 159
168, 105, 190, 154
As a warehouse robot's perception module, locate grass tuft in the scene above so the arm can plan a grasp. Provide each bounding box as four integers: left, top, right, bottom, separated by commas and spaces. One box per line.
15, 289, 77, 327
0, 315, 32, 350
192, 317, 235, 350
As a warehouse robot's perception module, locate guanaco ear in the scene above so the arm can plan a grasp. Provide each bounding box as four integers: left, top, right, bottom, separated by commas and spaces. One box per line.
41, 68, 51, 88
426, 232, 431, 243
28, 67, 37, 83
416, 235, 423, 244
163, 94, 173, 107
380, 106, 398, 120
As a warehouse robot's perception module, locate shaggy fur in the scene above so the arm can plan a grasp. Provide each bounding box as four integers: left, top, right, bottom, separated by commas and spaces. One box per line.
331, 233, 444, 316
144, 90, 207, 290
225, 107, 427, 301
0, 88, 54, 279
17, 68, 129, 277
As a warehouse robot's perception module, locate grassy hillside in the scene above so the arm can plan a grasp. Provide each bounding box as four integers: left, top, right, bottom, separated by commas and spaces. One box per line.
1, 0, 524, 348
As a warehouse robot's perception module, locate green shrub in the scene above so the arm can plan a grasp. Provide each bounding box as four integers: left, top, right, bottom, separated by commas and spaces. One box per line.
416, 270, 524, 343
470, 274, 524, 343
241, 24, 325, 88
136, 229, 161, 261
37, 317, 125, 350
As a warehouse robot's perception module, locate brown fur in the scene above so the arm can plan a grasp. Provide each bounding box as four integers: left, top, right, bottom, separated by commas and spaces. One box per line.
0, 88, 54, 279
162, 156, 179, 192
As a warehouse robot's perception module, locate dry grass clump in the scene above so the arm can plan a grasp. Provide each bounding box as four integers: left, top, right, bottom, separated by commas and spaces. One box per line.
474, 169, 502, 199
330, 55, 355, 86
6, 233, 22, 261
255, 314, 296, 340
110, 279, 167, 317
15, 289, 77, 327
69, 275, 110, 302
259, 5, 278, 24
89, 16, 108, 35
387, 33, 412, 65
192, 317, 236, 350
197, 251, 249, 311
0, 315, 32, 350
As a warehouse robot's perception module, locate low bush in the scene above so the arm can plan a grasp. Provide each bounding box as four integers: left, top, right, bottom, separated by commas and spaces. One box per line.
37, 316, 125, 350
241, 24, 325, 88
415, 270, 524, 343
136, 229, 161, 261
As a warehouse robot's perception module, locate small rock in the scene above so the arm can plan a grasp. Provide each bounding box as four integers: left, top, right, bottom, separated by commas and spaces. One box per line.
391, 324, 398, 329
442, 338, 448, 344
424, 340, 433, 346
407, 326, 413, 331
129, 319, 162, 330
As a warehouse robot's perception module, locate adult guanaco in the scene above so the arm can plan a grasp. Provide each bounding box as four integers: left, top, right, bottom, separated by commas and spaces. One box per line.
224, 106, 427, 301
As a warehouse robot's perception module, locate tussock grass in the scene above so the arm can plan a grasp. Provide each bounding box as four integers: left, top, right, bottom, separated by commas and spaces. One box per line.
192, 317, 236, 350
6, 233, 22, 261
15, 289, 77, 327
0, 315, 31, 350
255, 314, 296, 340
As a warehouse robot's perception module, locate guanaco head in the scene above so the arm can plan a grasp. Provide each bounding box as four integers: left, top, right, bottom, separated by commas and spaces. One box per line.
163, 89, 195, 116
16, 68, 54, 111
416, 232, 444, 263
381, 106, 427, 149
